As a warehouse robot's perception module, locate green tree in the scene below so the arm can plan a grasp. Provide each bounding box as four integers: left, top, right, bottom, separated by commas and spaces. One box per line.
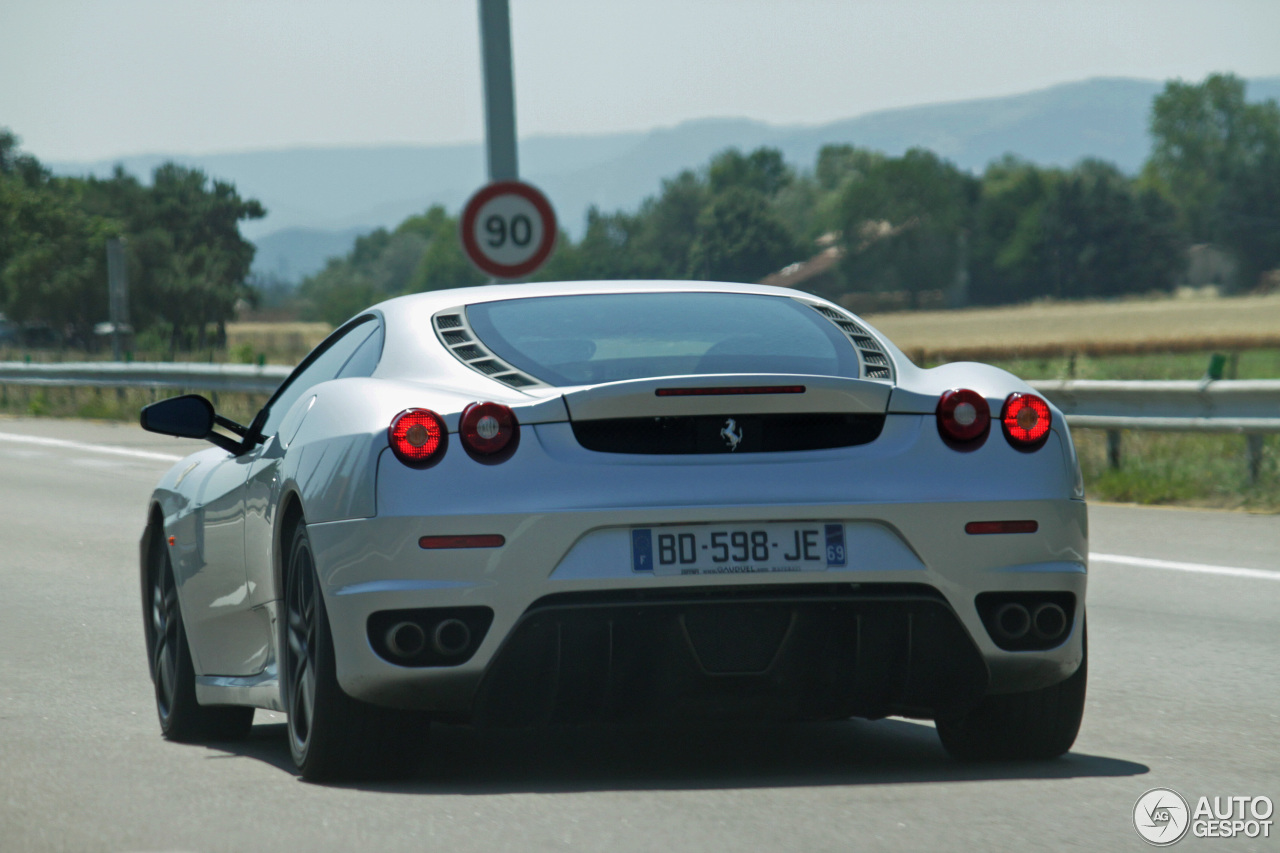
1043, 160, 1184, 300
79, 162, 265, 349
1145, 74, 1255, 240
1, 131, 265, 350
1144, 73, 1280, 286
534, 209, 640, 282
628, 169, 711, 278
1, 184, 118, 342
0, 129, 47, 188
0, 133, 121, 342
1217, 137, 1280, 286
298, 206, 488, 325
838, 148, 976, 307
801, 145, 886, 241
686, 186, 800, 282
968, 156, 1056, 305
708, 147, 792, 196
970, 157, 1185, 305
405, 207, 486, 294
814, 145, 885, 192
297, 259, 382, 326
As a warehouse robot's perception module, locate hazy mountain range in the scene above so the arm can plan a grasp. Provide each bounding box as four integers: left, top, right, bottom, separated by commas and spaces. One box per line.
49, 76, 1280, 283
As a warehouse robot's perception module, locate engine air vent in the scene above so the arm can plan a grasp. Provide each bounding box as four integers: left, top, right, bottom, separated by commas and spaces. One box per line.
432, 309, 548, 391
800, 301, 896, 383
471, 360, 505, 375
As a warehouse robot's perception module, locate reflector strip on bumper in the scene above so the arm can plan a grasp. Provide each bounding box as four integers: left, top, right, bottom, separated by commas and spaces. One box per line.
419, 534, 506, 549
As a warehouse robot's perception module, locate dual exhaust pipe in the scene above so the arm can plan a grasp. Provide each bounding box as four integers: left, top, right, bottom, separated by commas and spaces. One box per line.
384, 618, 472, 660
992, 601, 1068, 643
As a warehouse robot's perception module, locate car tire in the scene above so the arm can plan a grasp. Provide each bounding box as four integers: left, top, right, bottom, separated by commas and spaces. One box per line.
282, 522, 424, 781
145, 533, 254, 742
936, 627, 1087, 761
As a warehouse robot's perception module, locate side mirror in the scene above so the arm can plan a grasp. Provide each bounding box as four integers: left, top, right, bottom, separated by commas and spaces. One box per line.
141, 394, 214, 439
141, 394, 247, 454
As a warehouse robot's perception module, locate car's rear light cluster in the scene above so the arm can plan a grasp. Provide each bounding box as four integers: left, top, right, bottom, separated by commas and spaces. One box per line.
936, 389, 990, 448
388, 402, 520, 468
936, 390, 1052, 452
1001, 393, 1052, 450
460, 401, 519, 462
388, 408, 448, 468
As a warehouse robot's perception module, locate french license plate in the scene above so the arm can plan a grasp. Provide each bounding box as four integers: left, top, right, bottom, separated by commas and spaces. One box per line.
631, 523, 847, 576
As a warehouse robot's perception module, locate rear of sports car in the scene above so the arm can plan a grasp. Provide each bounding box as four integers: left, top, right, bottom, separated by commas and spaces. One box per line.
306, 286, 1087, 763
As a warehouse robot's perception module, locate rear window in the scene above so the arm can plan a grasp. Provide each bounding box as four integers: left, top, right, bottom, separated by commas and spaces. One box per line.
464, 292, 860, 386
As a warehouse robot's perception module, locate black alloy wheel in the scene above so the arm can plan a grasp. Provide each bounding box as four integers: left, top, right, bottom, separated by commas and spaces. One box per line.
284, 525, 320, 759
145, 530, 253, 742
282, 522, 424, 781
151, 547, 182, 723
936, 624, 1088, 761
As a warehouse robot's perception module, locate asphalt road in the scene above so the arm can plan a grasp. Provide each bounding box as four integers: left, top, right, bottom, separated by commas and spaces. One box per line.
1, 417, 1277, 852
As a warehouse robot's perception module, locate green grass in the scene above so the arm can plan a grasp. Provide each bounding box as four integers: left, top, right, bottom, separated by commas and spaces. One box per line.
0, 384, 266, 428
1075, 430, 1279, 510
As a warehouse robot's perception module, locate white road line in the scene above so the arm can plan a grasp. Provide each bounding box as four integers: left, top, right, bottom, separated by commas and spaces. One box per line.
0, 431, 184, 463
1090, 552, 1280, 582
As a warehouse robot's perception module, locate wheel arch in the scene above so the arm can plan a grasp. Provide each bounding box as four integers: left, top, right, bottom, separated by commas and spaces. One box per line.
275, 490, 307, 599
140, 502, 166, 646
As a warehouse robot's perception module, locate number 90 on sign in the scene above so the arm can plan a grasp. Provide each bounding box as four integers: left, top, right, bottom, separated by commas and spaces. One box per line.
460, 181, 557, 279
485, 212, 533, 250
473, 194, 543, 265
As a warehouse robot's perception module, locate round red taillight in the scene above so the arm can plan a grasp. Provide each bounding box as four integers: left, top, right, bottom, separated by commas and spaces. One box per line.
936, 388, 991, 445
1001, 393, 1052, 449
388, 408, 448, 468
460, 401, 519, 461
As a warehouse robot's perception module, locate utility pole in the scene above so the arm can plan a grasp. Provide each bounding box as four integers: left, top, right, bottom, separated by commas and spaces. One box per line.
478, 0, 518, 182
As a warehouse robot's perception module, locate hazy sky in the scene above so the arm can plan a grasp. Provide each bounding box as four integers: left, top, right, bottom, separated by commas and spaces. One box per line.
3, 0, 1279, 162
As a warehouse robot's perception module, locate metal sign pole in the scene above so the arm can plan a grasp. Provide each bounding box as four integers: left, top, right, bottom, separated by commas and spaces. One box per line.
106, 237, 129, 361
478, 0, 518, 183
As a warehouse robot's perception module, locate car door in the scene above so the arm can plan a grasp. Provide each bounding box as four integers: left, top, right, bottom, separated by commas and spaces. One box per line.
180, 437, 267, 676
242, 316, 384, 636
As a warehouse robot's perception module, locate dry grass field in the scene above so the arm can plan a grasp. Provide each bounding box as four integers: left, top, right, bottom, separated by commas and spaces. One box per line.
864, 292, 1280, 361
225, 322, 332, 364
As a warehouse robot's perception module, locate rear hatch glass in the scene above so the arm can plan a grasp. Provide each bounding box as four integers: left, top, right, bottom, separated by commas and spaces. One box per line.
465, 292, 861, 387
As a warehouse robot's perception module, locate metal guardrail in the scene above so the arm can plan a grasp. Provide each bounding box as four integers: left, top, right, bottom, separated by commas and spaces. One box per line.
0, 361, 291, 395
1, 363, 1275, 478
1, 363, 1275, 427
1029, 378, 1279, 482
1029, 379, 1280, 433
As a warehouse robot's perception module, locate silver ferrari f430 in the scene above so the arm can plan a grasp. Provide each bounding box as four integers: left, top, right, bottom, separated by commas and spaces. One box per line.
139, 281, 1088, 780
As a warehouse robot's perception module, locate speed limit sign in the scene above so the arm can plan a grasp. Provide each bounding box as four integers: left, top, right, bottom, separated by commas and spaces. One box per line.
460, 181, 557, 279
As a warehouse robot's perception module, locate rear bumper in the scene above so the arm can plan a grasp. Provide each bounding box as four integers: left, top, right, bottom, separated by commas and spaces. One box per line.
308, 414, 1086, 718
471, 584, 990, 725
308, 496, 1087, 717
